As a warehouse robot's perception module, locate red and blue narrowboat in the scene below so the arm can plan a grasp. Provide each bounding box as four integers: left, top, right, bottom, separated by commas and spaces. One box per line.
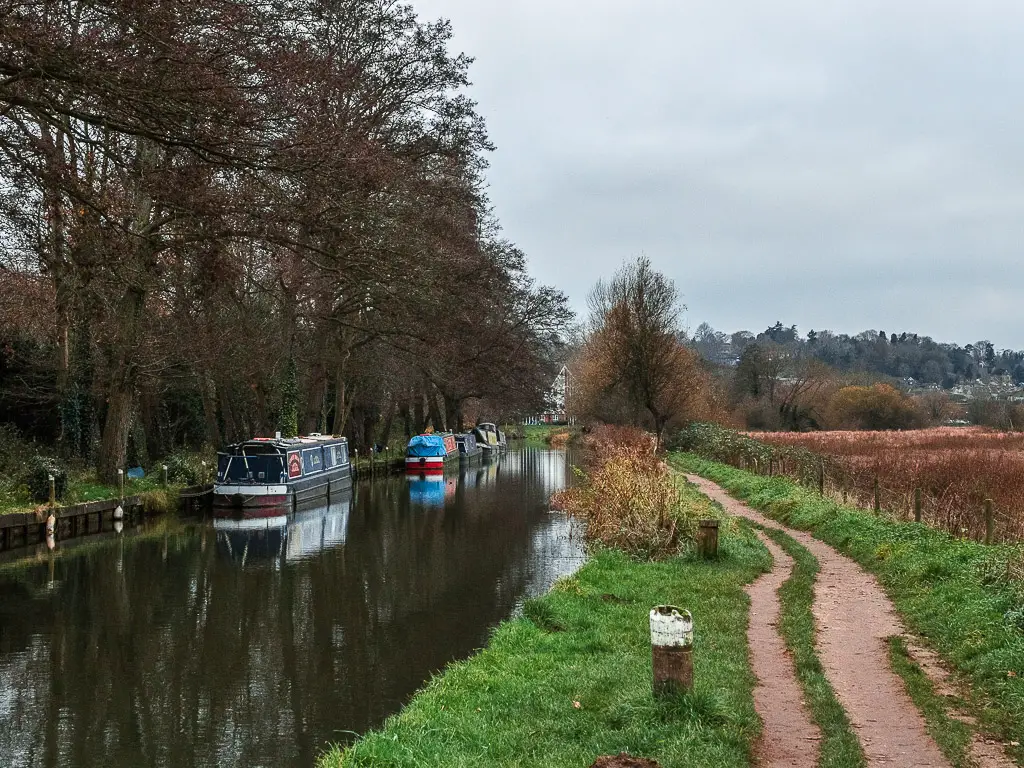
404, 432, 458, 474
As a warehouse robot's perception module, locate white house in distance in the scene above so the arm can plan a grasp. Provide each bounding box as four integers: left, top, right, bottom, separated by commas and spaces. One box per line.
527, 366, 573, 425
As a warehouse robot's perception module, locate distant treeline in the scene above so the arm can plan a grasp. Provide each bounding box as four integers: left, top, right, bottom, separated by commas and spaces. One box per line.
0, 1, 571, 482
688, 322, 1024, 388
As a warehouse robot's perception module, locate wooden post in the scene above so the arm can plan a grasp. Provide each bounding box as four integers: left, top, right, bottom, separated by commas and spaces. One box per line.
841, 477, 848, 504
162, 464, 168, 487
873, 477, 881, 515
984, 499, 994, 544
914, 488, 922, 523
650, 607, 693, 697
48, 474, 56, 507
697, 519, 719, 559
354, 448, 359, 479
118, 468, 125, 502
817, 460, 825, 496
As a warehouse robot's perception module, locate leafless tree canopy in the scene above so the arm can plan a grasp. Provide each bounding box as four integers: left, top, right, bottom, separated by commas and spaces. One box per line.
0, 0, 572, 479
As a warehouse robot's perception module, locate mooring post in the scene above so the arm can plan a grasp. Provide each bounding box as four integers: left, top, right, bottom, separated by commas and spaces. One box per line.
118, 468, 124, 503
984, 499, 994, 544
48, 474, 55, 507
162, 464, 168, 487
201, 461, 208, 484
914, 487, 922, 523
354, 448, 359, 478
842, 476, 848, 504
650, 606, 693, 697
697, 519, 719, 559
873, 477, 881, 514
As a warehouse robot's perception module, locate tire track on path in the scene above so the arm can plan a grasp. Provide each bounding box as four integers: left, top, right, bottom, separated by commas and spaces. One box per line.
687, 474, 951, 768
746, 530, 821, 767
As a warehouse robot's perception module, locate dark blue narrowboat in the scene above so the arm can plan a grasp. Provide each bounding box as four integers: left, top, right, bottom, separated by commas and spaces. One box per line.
213, 434, 352, 516
456, 432, 483, 462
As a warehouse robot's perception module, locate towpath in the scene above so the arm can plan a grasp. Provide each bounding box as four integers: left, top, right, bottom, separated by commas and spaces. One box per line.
744, 529, 821, 767
687, 474, 953, 768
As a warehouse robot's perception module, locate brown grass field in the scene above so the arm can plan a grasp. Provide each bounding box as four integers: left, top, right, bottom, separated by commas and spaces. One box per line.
754, 427, 1024, 542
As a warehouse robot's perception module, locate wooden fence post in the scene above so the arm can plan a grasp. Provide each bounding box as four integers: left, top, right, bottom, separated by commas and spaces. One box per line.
914, 488, 922, 523
984, 499, 994, 544
697, 520, 719, 559
873, 477, 881, 515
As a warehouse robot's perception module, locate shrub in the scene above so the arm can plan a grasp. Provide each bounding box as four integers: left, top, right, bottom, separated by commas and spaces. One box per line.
552, 425, 700, 558
163, 451, 207, 486
0, 423, 32, 478
24, 456, 68, 503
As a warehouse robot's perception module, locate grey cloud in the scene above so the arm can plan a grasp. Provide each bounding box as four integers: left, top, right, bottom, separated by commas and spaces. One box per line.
413, 0, 1024, 346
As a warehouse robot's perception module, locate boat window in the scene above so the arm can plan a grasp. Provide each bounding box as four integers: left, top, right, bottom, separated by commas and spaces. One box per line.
222, 455, 285, 483
339, 443, 348, 464
302, 448, 324, 474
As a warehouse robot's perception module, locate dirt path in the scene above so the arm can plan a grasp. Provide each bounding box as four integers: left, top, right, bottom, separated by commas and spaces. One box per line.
687, 474, 951, 768
746, 530, 821, 767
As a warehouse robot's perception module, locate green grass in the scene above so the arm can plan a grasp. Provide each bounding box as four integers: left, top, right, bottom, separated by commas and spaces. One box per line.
886, 637, 974, 768
0, 473, 187, 517
321, 530, 772, 768
758, 526, 866, 768
518, 423, 579, 445
672, 453, 1024, 764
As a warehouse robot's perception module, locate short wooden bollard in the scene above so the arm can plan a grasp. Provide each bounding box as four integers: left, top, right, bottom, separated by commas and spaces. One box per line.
984, 499, 994, 544
914, 488, 922, 523
650, 606, 693, 697
697, 519, 719, 559
48, 474, 56, 506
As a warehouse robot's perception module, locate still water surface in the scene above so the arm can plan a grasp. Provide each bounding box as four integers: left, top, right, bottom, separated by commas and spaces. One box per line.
0, 448, 585, 768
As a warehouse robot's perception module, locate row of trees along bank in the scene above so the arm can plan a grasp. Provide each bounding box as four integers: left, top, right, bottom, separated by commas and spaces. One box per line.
0, 1, 572, 482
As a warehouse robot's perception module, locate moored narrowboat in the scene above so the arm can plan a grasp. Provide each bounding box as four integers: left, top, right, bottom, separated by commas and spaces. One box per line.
455, 432, 483, 462
404, 432, 458, 474
473, 422, 507, 454
214, 434, 352, 516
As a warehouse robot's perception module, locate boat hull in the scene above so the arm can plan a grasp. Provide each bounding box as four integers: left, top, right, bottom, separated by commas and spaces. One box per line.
213, 467, 352, 517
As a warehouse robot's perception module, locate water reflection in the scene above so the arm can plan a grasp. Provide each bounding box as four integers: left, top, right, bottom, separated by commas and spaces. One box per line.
0, 448, 584, 768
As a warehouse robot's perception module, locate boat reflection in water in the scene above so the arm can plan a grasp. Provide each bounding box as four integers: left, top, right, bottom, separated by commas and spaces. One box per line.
405, 474, 455, 507
214, 490, 353, 566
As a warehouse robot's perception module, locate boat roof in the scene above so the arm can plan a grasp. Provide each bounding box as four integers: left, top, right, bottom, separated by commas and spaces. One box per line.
222, 434, 347, 452
477, 423, 497, 429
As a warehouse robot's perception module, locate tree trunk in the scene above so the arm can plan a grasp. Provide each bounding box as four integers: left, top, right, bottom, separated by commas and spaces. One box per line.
199, 376, 222, 448
426, 382, 445, 431
97, 384, 135, 484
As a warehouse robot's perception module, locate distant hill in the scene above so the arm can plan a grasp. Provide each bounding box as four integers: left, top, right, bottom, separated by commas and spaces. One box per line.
686, 321, 1024, 390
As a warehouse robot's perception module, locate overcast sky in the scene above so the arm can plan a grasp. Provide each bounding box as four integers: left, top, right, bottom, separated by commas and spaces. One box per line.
411, 0, 1024, 348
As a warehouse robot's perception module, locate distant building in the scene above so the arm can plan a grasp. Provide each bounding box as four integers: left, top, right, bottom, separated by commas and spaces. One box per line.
526, 366, 574, 425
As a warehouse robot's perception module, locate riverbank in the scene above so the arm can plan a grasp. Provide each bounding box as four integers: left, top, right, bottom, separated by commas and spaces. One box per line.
322, 513, 770, 766
672, 453, 1024, 761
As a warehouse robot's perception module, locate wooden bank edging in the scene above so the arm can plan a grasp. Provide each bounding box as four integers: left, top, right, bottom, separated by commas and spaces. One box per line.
0, 483, 213, 553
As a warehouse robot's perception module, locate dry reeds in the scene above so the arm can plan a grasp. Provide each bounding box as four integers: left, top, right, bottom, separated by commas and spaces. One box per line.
553, 425, 699, 558
755, 427, 1024, 542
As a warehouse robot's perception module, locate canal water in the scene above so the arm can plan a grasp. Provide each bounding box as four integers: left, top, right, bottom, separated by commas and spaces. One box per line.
0, 448, 585, 768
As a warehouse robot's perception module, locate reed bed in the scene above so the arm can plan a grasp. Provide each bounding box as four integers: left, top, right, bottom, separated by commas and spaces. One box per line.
754, 428, 1024, 542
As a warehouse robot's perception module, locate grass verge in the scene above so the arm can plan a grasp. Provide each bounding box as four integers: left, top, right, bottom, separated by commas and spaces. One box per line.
886, 637, 974, 768
673, 453, 1024, 764
758, 526, 866, 768
321, 529, 771, 767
